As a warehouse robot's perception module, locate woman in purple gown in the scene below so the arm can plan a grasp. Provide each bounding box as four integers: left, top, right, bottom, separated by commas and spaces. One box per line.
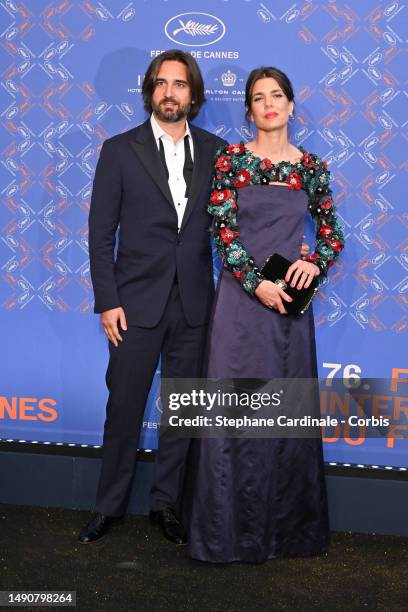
187, 67, 345, 563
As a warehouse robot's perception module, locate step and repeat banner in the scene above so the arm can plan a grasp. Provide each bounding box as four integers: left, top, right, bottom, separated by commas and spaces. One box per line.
0, 0, 407, 467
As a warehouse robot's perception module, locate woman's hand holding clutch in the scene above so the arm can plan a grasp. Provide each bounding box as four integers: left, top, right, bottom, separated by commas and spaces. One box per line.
285, 260, 320, 290
255, 280, 293, 314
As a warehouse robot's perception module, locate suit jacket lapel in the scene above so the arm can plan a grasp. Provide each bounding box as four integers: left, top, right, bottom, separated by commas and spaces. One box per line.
128, 120, 174, 207
179, 128, 213, 234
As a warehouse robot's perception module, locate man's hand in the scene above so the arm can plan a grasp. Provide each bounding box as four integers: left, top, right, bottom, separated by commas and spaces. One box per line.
285, 260, 320, 290
101, 307, 127, 347
255, 280, 293, 315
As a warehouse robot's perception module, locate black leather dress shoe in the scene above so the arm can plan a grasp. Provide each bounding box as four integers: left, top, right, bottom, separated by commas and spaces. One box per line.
78, 512, 123, 544
149, 507, 187, 545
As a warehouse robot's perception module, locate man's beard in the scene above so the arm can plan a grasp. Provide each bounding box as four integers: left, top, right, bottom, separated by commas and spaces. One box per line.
152, 98, 191, 123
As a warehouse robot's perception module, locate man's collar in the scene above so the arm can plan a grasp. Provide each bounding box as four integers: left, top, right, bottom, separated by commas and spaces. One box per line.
150, 113, 192, 143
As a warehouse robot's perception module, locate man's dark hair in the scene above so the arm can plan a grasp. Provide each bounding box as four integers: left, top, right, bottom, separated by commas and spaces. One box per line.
142, 49, 206, 120
245, 66, 295, 121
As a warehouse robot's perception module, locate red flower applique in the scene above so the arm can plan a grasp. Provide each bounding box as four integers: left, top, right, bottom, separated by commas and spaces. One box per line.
234, 169, 251, 188
319, 224, 334, 238
307, 252, 320, 262
220, 227, 239, 244
215, 155, 232, 173
320, 197, 333, 210
226, 144, 245, 156
327, 239, 342, 252
233, 271, 243, 281
210, 189, 232, 205
259, 158, 273, 171
322, 161, 328, 171
302, 152, 313, 168
286, 172, 302, 190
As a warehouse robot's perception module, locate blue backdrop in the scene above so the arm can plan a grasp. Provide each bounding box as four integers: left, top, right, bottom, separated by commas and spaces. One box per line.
0, 0, 407, 468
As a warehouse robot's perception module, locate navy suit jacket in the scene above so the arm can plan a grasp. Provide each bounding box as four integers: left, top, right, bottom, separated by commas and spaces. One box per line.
88, 119, 226, 327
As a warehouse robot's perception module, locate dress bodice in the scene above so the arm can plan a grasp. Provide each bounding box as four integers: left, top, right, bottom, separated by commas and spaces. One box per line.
234, 184, 309, 267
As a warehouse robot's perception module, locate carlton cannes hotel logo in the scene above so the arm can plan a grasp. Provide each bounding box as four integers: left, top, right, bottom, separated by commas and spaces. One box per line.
165, 12, 226, 47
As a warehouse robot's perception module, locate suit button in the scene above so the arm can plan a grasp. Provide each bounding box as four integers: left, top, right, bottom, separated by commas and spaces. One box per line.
177, 239, 182, 245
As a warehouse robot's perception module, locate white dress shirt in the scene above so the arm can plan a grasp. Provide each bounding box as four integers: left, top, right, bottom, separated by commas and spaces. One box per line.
150, 114, 194, 231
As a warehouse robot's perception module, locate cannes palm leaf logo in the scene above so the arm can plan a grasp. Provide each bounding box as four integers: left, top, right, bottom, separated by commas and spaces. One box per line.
172, 19, 218, 37
165, 13, 225, 46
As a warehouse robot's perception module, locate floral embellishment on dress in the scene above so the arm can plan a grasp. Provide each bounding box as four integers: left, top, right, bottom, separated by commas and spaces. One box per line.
220, 227, 240, 244
259, 158, 273, 171
279, 164, 291, 178
208, 142, 345, 296
226, 144, 246, 156
215, 155, 232, 173
234, 169, 251, 188
286, 172, 302, 190
320, 197, 333, 211
226, 243, 249, 265
302, 152, 314, 168
319, 224, 334, 237
327, 238, 343, 252
210, 188, 232, 205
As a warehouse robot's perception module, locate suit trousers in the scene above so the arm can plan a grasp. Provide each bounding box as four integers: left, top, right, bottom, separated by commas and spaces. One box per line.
94, 282, 208, 517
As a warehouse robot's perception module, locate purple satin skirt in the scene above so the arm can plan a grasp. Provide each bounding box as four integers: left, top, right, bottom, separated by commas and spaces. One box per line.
187, 185, 330, 562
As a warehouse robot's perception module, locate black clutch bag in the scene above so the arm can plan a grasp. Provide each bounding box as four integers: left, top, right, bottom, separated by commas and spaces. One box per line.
260, 253, 319, 315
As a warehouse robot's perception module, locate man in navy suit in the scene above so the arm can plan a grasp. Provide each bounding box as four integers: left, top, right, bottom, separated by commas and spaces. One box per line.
78, 50, 226, 544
